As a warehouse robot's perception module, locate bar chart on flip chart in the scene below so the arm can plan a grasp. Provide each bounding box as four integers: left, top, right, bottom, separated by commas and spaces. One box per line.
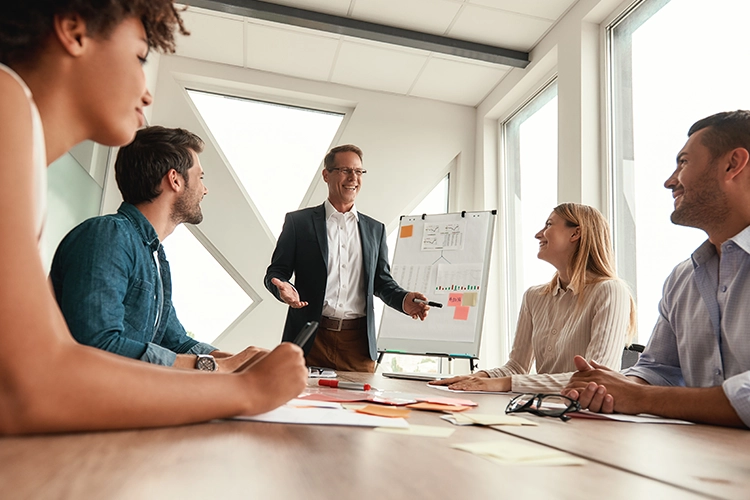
377, 211, 495, 361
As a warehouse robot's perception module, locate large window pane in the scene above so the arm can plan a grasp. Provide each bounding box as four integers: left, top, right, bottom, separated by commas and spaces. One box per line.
503, 81, 558, 348
162, 225, 253, 344
187, 90, 344, 238
610, 0, 750, 343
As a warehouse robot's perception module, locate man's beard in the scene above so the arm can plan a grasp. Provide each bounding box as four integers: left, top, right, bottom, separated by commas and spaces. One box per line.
670, 163, 729, 230
172, 191, 203, 225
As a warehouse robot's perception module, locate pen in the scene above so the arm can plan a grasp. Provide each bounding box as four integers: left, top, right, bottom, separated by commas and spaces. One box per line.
318, 379, 371, 391
412, 297, 443, 308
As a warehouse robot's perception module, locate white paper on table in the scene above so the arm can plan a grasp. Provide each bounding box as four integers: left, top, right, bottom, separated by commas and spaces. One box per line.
441, 414, 473, 426
573, 411, 694, 425
428, 384, 513, 395
285, 398, 342, 409
234, 406, 409, 428
441, 413, 536, 427
308, 367, 337, 378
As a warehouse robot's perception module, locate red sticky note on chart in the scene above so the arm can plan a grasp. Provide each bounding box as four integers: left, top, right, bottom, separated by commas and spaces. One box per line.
454, 306, 470, 320
448, 293, 462, 306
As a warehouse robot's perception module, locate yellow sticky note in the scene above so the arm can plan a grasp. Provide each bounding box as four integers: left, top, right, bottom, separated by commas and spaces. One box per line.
341, 403, 368, 411
462, 292, 478, 307
356, 405, 411, 418
374, 425, 455, 438
400, 225, 414, 238
451, 440, 586, 466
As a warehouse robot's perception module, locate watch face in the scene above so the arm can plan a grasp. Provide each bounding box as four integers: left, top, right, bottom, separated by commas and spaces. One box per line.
196, 355, 217, 371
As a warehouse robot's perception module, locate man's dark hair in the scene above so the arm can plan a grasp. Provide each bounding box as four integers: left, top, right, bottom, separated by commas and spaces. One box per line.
688, 110, 750, 160
115, 126, 204, 205
0, 1, 188, 65
323, 144, 363, 170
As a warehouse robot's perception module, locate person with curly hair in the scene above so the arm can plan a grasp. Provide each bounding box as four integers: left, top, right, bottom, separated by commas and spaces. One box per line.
0, 1, 307, 435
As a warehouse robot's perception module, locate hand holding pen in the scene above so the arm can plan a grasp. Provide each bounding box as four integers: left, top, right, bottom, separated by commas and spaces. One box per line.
404, 292, 438, 320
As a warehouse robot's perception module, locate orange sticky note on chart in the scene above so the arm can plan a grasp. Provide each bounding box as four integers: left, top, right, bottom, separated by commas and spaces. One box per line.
400, 225, 414, 238
454, 306, 470, 320
448, 293, 463, 306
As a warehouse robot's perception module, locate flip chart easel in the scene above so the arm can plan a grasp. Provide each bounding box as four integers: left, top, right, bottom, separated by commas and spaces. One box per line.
377, 210, 496, 372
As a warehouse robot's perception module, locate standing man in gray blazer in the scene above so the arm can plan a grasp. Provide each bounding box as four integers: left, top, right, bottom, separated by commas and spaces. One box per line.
264, 144, 429, 372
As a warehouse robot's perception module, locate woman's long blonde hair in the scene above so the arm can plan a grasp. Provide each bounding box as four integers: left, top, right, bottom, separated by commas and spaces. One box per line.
542, 203, 637, 344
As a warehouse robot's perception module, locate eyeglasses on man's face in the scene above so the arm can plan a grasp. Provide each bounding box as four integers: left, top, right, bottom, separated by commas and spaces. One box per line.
328, 167, 367, 176
505, 393, 581, 421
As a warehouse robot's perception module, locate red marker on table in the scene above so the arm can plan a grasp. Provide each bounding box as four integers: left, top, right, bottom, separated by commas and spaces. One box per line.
318, 379, 371, 391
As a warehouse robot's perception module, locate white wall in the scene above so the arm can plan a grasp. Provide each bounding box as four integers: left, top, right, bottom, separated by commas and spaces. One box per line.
475, 0, 629, 368
145, 55, 476, 352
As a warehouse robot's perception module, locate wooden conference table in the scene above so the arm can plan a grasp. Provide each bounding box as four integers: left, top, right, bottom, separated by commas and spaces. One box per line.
0, 373, 747, 499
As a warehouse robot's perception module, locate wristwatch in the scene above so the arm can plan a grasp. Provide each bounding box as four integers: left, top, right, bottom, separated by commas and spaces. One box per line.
195, 354, 218, 371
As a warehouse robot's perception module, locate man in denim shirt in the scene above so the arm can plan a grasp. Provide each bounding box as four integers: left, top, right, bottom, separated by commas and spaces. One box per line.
51, 126, 262, 371
564, 111, 750, 429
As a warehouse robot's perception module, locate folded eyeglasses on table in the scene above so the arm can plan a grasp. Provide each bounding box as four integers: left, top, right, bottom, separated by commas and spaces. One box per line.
505, 393, 581, 421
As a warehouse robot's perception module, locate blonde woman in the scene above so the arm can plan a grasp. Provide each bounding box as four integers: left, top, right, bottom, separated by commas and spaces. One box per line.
431, 203, 636, 393
0, 1, 306, 435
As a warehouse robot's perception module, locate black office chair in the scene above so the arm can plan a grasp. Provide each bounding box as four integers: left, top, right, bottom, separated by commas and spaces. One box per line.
621, 343, 645, 369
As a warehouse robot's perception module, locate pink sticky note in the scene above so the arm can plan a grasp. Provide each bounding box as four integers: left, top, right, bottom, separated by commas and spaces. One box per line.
454, 306, 470, 320
448, 293, 463, 306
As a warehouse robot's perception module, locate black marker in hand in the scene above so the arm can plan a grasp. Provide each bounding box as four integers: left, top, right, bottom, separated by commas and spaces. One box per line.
413, 297, 443, 308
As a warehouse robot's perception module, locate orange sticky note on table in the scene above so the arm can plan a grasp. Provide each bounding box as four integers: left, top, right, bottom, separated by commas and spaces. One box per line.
448, 293, 463, 306
454, 306, 470, 320
400, 225, 414, 238
406, 402, 471, 412
356, 405, 411, 418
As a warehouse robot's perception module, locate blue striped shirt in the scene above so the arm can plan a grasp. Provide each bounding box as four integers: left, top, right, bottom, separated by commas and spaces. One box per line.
625, 225, 750, 427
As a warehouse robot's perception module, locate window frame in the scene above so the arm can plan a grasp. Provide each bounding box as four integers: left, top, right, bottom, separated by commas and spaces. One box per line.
500, 78, 559, 354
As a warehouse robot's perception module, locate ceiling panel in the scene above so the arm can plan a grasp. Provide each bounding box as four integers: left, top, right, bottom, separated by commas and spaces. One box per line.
449, 4, 553, 51
245, 22, 340, 81
331, 40, 428, 94
467, 0, 578, 21
264, 0, 352, 16
176, 9, 245, 66
410, 57, 509, 106
352, 0, 462, 36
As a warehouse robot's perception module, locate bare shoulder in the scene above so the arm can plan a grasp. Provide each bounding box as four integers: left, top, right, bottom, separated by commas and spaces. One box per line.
0, 70, 33, 176
0, 70, 31, 120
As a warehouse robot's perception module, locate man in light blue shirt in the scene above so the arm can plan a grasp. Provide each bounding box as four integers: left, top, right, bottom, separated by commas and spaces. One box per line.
564, 110, 750, 428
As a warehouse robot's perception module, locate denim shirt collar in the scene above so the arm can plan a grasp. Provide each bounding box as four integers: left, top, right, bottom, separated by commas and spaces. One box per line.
116, 202, 160, 252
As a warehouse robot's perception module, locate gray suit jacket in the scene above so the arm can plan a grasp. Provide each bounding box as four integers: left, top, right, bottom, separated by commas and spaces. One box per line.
264, 203, 408, 360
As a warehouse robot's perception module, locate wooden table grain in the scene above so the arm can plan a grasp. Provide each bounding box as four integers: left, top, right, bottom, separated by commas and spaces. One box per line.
0, 374, 716, 500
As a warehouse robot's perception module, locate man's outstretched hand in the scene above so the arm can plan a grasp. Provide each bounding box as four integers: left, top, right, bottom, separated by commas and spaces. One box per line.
271, 278, 308, 308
